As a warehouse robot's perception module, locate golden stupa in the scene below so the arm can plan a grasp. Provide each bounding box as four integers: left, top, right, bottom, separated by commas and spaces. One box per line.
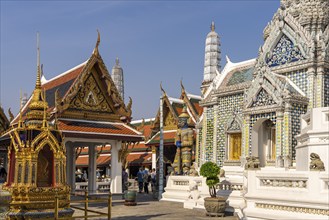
3, 35, 73, 219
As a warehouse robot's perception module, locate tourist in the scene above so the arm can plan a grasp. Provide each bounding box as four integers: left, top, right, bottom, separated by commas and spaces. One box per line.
137, 167, 144, 193
143, 169, 150, 194
82, 170, 88, 182
122, 168, 128, 193
150, 168, 156, 192
0, 167, 7, 183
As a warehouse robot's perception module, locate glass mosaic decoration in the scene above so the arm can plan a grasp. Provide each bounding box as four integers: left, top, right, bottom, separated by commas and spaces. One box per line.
266, 35, 305, 67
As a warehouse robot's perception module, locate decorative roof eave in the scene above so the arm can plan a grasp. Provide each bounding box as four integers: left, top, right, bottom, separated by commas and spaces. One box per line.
214, 82, 251, 97
268, 59, 313, 74
180, 81, 200, 122
62, 130, 143, 142
243, 105, 285, 115
203, 57, 256, 100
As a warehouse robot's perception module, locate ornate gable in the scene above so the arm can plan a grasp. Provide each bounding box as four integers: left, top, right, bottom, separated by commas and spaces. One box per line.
69, 69, 114, 113
245, 63, 284, 110
251, 88, 277, 107
265, 34, 305, 67
226, 111, 242, 132
57, 48, 131, 122
259, 7, 312, 68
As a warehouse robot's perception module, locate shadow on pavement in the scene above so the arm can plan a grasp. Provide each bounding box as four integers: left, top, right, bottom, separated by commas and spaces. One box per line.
112, 213, 166, 220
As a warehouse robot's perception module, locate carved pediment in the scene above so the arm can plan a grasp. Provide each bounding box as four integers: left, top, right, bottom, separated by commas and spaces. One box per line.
251, 88, 277, 107
70, 73, 113, 113
226, 111, 242, 132
265, 34, 305, 67
164, 111, 177, 130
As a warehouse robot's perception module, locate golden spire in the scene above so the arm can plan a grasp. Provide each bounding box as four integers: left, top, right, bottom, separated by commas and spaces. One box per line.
42, 89, 48, 129
93, 29, 100, 56
26, 32, 48, 125
36, 32, 41, 89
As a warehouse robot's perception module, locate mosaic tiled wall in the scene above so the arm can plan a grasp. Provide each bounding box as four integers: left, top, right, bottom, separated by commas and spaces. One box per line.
205, 107, 214, 162
291, 103, 307, 159
286, 70, 308, 97
216, 94, 244, 166
324, 70, 329, 107
249, 112, 277, 156
196, 126, 203, 166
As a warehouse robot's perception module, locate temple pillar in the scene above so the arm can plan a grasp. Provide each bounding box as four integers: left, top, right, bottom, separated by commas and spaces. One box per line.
283, 103, 292, 164
242, 115, 251, 158
316, 67, 324, 108
110, 140, 122, 194
88, 144, 97, 193
307, 67, 316, 109
152, 146, 156, 169
275, 111, 284, 167
65, 141, 76, 192
213, 105, 218, 162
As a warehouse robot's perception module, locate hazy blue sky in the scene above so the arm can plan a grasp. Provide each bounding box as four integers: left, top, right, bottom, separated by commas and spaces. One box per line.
0, 0, 279, 120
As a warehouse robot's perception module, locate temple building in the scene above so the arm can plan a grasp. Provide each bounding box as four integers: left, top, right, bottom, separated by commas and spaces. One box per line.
196, 0, 329, 168
0, 107, 10, 169
1, 33, 144, 194
145, 83, 203, 174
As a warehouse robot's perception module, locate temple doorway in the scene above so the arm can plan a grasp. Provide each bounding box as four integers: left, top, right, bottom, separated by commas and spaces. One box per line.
251, 118, 276, 167
227, 133, 242, 161
37, 145, 54, 187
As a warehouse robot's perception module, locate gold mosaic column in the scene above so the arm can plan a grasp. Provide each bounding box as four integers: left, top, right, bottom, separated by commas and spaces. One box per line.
213, 105, 218, 162
316, 67, 324, 108
242, 115, 250, 157
195, 127, 200, 165
307, 67, 315, 109
283, 103, 292, 157
275, 111, 283, 159
201, 107, 207, 164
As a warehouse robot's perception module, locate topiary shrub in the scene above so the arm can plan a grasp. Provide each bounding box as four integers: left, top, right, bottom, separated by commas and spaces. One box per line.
200, 162, 220, 198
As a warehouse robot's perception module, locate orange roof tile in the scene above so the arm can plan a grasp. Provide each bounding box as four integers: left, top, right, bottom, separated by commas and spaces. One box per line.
146, 130, 176, 145
76, 155, 111, 166
58, 120, 143, 137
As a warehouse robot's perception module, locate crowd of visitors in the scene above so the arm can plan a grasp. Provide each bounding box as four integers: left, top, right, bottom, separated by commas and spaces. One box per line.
136, 167, 156, 193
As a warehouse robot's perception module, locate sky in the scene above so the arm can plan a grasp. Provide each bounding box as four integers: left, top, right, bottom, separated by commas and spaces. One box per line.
0, 0, 279, 121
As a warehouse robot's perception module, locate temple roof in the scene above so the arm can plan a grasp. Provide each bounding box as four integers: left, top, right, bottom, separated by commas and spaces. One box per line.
58, 119, 143, 141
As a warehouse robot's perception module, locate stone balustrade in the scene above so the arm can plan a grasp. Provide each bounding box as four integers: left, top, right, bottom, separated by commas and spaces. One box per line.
75, 181, 111, 192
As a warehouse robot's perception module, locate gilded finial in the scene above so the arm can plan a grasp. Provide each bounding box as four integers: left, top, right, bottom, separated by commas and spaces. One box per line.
160, 82, 166, 96
180, 79, 185, 93
211, 21, 215, 32
93, 29, 101, 55
36, 32, 41, 89
8, 108, 14, 122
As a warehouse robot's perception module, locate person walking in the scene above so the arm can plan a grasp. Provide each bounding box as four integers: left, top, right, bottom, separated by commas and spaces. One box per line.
122, 168, 128, 193
143, 169, 150, 194
137, 167, 144, 193
150, 168, 156, 192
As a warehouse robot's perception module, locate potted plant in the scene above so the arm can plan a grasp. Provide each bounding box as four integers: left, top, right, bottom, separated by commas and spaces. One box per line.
200, 161, 226, 217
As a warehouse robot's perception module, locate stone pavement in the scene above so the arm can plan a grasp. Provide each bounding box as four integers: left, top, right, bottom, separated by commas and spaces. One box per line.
71, 192, 239, 220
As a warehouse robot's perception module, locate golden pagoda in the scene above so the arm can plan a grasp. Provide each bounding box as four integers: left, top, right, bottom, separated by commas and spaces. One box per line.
4, 35, 73, 219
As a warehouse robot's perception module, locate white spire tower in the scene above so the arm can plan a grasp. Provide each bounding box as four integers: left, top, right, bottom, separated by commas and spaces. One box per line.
111, 57, 124, 102
202, 21, 221, 94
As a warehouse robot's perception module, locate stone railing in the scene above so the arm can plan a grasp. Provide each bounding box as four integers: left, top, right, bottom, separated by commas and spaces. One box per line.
259, 178, 307, 188
244, 170, 329, 219
217, 182, 243, 191
75, 181, 111, 191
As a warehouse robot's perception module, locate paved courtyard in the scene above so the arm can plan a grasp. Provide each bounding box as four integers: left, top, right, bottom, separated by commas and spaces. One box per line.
71, 192, 238, 220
